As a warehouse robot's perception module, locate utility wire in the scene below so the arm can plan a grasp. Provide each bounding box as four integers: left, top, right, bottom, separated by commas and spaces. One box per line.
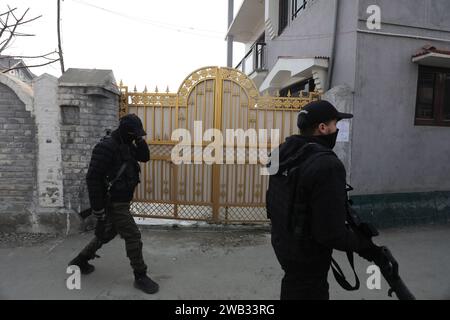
70, 0, 225, 39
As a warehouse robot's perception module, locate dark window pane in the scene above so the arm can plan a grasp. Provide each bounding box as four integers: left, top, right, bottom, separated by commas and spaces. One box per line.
279, 0, 289, 35
416, 72, 435, 119
444, 74, 450, 120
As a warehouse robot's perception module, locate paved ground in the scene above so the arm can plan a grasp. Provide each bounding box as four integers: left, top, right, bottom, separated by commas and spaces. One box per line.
0, 224, 449, 300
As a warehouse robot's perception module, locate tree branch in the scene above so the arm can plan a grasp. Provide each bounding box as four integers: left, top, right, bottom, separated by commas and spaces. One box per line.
0, 11, 11, 39
57, 0, 65, 73
7, 6, 18, 20
0, 51, 58, 59
0, 28, 14, 52
0, 9, 25, 52
8, 14, 42, 28
0, 8, 16, 18
1, 58, 60, 73
0, 7, 42, 53
0, 7, 58, 72
1, 29, 35, 37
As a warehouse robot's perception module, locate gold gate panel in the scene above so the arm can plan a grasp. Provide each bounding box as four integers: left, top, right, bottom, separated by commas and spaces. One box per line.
120, 67, 321, 223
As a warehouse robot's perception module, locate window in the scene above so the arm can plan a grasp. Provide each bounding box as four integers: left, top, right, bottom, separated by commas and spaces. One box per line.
60, 105, 80, 125
292, 0, 307, 20
279, 0, 289, 36
415, 66, 450, 126
235, 33, 266, 75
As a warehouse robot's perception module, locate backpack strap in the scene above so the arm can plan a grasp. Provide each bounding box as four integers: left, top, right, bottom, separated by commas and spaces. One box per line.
287, 143, 335, 179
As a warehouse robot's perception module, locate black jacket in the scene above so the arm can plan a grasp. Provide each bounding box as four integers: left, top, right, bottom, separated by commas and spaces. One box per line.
86, 130, 150, 211
270, 135, 370, 275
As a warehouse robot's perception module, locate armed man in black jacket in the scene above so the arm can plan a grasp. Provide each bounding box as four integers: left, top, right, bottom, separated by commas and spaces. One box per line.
267, 101, 381, 300
69, 114, 158, 294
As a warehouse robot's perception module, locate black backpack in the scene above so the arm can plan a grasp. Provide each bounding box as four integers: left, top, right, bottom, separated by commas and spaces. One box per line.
266, 143, 334, 236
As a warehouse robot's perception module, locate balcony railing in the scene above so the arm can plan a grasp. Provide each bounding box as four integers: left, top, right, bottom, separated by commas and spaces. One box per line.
235, 42, 267, 75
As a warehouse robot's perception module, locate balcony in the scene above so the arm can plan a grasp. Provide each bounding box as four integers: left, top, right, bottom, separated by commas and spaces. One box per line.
259, 57, 329, 92
227, 0, 265, 43
235, 42, 268, 87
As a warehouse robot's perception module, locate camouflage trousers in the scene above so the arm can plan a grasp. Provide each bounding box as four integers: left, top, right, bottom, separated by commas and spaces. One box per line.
79, 202, 147, 275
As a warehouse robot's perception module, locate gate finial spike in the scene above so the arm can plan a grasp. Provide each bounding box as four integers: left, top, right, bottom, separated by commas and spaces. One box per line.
276, 90, 280, 97
287, 90, 292, 97
119, 80, 123, 87
134, 85, 137, 92
155, 86, 159, 93
143, 85, 148, 93
166, 85, 170, 93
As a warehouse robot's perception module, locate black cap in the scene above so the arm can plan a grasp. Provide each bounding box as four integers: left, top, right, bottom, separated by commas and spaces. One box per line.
297, 100, 353, 129
119, 114, 147, 137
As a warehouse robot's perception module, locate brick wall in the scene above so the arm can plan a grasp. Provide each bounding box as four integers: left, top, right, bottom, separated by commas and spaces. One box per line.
58, 86, 119, 213
0, 83, 37, 232
1, 69, 120, 234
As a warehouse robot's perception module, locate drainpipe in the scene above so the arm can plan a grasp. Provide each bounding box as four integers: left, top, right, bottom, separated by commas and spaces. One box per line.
227, 0, 234, 68
326, 0, 340, 91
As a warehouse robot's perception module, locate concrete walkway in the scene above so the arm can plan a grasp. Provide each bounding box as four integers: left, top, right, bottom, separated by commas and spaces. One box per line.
0, 224, 449, 300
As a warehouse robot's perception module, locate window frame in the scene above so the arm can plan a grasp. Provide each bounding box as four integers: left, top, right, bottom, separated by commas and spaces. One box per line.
292, 0, 307, 20
415, 65, 450, 127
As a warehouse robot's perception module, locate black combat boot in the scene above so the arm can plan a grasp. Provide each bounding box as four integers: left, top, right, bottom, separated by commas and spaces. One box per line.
68, 254, 95, 275
134, 272, 159, 294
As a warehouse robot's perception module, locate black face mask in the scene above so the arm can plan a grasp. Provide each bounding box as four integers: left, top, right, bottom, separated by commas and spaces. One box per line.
317, 129, 339, 149
119, 128, 137, 145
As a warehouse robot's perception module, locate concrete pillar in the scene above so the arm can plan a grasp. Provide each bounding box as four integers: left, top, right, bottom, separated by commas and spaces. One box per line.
227, 0, 234, 68
33, 74, 64, 209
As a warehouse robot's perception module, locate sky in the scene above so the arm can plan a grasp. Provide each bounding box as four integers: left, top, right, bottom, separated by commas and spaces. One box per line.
2, 0, 245, 92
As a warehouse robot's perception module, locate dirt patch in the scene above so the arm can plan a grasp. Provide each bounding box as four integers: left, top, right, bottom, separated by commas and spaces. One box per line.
0, 232, 61, 248
197, 230, 268, 253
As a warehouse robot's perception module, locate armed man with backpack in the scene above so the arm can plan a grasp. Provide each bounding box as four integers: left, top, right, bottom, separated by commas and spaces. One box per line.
68, 114, 159, 295
266, 100, 384, 300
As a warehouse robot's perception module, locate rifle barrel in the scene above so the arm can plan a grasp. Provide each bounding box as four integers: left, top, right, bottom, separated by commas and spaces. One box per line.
388, 277, 416, 300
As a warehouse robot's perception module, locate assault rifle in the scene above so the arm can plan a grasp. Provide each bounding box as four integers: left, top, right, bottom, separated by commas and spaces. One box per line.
346, 185, 416, 300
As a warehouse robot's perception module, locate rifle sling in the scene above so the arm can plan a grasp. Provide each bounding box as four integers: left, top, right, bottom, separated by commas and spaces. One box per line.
107, 161, 129, 193
331, 252, 360, 291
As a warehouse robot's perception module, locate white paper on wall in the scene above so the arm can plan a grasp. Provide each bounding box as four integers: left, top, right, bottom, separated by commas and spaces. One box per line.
337, 119, 350, 142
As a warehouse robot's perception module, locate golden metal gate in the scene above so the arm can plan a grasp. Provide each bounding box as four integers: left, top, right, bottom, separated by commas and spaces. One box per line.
119, 67, 320, 223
